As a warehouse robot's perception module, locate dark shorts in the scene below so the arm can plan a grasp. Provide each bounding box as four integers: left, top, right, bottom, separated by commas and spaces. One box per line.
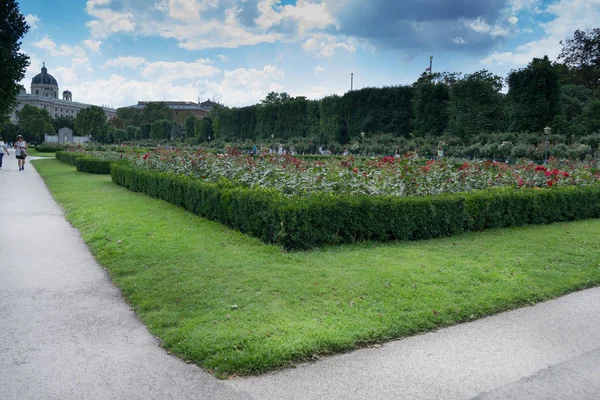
16, 155, 26, 160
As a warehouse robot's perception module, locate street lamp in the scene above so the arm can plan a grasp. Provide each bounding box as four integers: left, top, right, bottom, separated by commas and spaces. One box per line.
208, 135, 211, 144
544, 126, 551, 164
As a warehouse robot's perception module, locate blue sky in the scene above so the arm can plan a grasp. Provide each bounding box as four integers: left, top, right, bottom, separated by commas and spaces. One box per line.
18, 0, 600, 109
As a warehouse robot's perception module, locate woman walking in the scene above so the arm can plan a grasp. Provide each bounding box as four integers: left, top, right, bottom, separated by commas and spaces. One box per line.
0, 136, 9, 170
14, 135, 28, 171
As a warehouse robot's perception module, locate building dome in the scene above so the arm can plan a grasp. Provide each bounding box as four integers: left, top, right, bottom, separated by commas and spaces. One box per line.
32, 63, 58, 86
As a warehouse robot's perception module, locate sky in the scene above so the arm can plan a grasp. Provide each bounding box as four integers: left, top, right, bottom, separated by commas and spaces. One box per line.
17, 0, 600, 109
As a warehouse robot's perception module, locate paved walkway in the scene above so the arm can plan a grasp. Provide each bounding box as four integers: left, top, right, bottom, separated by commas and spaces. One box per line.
1, 154, 599, 399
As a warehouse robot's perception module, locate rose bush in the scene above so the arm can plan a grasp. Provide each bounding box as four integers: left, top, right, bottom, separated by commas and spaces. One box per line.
80, 147, 600, 198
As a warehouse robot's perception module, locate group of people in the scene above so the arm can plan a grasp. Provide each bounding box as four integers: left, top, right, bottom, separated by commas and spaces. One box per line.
0, 135, 29, 171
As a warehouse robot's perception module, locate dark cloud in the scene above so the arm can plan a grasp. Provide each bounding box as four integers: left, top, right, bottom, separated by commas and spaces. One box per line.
326, 0, 510, 53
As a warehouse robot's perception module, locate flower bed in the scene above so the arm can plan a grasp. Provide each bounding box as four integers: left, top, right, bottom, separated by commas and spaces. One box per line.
127, 149, 600, 198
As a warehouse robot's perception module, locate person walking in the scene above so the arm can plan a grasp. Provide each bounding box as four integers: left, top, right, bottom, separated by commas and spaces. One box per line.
14, 135, 28, 171
0, 136, 9, 170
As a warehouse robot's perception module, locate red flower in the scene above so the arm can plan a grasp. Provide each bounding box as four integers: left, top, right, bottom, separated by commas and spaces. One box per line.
352, 168, 359, 173
142, 153, 150, 160
547, 180, 554, 187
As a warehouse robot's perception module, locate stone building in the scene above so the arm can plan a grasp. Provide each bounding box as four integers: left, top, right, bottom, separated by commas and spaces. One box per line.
9, 63, 116, 122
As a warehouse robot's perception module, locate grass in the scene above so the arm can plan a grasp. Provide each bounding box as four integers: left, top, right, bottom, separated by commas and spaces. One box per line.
28, 148, 55, 157
33, 158, 600, 378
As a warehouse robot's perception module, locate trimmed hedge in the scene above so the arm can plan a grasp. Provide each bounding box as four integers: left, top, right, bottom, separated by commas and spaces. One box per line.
56, 151, 86, 165
111, 164, 600, 250
36, 142, 67, 153
75, 156, 112, 174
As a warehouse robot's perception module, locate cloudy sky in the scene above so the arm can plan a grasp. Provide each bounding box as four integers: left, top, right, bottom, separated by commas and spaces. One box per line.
18, 0, 600, 109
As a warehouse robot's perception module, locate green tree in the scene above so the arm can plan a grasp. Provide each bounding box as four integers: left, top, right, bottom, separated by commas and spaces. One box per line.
448, 70, 505, 139
261, 92, 291, 105
0, 0, 29, 124
75, 105, 109, 142
506, 56, 561, 133
126, 125, 137, 141
112, 128, 128, 143
0, 122, 23, 143
170, 122, 185, 141
150, 119, 174, 140
185, 115, 196, 138
558, 28, 600, 90
142, 102, 173, 124
18, 104, 54, 143
116, 107, 143, 127
198, 117, 213, 141
52, 116, 75, 133
412, 72, 451, 137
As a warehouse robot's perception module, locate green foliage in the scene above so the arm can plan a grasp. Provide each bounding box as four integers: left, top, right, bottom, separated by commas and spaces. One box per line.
56, 151, 86, 165
75, 105, 109, 142
261, 91, 291, 105
111, 164, 600, 250
112, 128, 128, 143
142, 102, 173, 124
558, 28, 600, 90
52, 116, 76, 133
448, 70, 505, 139
412, 74, 450, 137
185, 115, 196, 138
17, 104, 54, 143
36, 142, 67, 152
75, 156, 112, 174
507, 56, 561, 132
0, 0, 29, 124
116, 107, 143, 127
150, 119, 175, 141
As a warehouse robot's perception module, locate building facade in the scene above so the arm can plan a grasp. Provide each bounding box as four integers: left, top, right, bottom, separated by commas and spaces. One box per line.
9, 63, 116, 123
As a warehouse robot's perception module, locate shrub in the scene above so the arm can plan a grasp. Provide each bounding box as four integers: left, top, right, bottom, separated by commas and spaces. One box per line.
111, 164, 600, 250
56, 151, 86, 165
36, 142, 67, 152
75, 156, 113, 174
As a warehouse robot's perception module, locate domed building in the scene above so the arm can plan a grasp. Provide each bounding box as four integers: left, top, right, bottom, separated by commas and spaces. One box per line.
31, 63, 59, 99
9, 63, 116, 139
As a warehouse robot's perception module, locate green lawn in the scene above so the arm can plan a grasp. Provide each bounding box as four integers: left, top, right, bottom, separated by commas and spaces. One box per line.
33, 159, 600, 378
28, 148, 55, 157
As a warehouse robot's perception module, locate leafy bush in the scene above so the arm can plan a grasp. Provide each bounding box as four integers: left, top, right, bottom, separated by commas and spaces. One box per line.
111, 164, 600, 250
36, 142, 67, 152
75, 156, 113, 174
56, 151, 86, 165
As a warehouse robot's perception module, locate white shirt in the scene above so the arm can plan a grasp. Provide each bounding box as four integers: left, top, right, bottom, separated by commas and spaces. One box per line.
0, 141, 7, 154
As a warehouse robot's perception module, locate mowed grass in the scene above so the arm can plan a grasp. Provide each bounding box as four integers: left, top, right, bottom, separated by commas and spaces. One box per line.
33, 159, 600, 378
28, 149, 55, 157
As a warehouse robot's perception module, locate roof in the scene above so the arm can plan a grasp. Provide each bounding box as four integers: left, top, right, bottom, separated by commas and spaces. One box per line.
32, 63, 58, 86
122, 101, 213, 111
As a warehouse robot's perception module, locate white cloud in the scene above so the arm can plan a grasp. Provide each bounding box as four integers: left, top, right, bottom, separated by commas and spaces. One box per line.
25, 14, 40, 30
103, 56, 148, 69
84, 0, 336, 51
52, 65, 284, 108
33, 36, 86, 58
196, 65, 285, 107
452, 37, 466, 45
481, 0, 600, 66
303, 34, 356, 57
508, 16, 519, 25
217, 54, 229, 62
86, 0, 136, 38
314, 65, 325, 72
141, 59, 221, 82
83, 39, 102, 53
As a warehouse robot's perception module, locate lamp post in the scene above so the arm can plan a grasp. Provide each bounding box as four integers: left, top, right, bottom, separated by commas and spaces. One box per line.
208, 135, 211, 144
544, 126, 551, 164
